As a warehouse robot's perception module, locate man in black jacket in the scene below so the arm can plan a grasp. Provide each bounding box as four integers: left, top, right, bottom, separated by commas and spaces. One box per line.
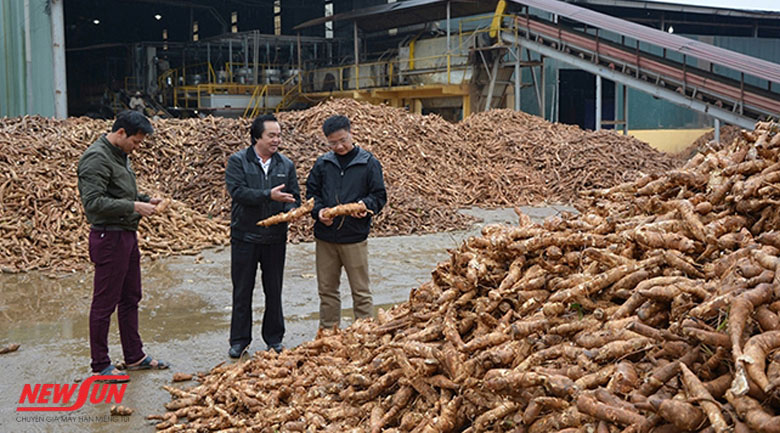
306, 115, 387, 329
225, 114, 300, 357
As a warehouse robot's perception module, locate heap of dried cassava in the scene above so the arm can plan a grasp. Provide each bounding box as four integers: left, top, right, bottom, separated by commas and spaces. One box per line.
1, 100, 678, 274
153, 121, 779, 432
679, 125, 743, 159
0, 116, 230, 274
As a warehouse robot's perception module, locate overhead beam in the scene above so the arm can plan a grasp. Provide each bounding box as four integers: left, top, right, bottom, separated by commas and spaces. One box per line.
501, 32, 756, 129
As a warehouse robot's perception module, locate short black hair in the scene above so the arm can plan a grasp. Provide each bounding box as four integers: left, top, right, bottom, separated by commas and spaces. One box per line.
251, 114, 279, 145
322, 115, 351, 137
112, 110, 154, 136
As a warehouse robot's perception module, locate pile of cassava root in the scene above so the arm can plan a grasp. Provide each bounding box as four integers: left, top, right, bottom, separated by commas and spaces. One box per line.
152, 121, 780, 432
1, 100, 678, 274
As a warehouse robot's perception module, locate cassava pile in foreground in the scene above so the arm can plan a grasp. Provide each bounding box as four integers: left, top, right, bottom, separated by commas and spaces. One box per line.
154, 121, 779, 432
1, 99, 677, 273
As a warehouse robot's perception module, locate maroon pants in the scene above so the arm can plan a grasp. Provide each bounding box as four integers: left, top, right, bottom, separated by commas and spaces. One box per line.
88, 229, 145, 372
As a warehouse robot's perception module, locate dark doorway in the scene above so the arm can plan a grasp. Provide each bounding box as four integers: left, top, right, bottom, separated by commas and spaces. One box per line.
558, 69, 615, 130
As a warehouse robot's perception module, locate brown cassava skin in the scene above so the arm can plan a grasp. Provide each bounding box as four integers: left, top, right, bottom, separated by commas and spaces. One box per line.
725, 390, 780, 433
730, 283, 775, 379
527, 406, 584, 433
680, 364, 730, 433
648, 396, 706, 432
698, 347, 728, 381
523, 397, 569, 425
606, 362, 640, 396
576, 393, 646, 426
256, 198, 314, 226
683, 327, 730, 348
742, 330, 780, 394
321, 201, 372, 219
155, 198, 172, 213
703, 373, 733, 399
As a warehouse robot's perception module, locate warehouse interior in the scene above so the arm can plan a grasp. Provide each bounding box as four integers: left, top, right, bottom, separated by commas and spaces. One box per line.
2, 0, 780, 149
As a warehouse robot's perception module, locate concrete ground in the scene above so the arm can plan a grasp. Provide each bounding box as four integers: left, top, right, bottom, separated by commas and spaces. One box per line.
0, 206, 574, 433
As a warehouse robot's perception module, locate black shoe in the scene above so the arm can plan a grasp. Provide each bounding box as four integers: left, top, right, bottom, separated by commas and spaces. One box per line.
228, 344, 248, 359
267, 343, 283, 353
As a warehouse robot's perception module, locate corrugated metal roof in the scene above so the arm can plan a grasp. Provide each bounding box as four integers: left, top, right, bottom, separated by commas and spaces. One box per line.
293, 0, 496, 32
571, 0, 780, 19
510, 0, 780, 83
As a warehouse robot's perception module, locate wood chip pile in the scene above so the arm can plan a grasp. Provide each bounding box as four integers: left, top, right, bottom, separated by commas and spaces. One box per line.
154, 121, 780, 432
1, 99, 678, 273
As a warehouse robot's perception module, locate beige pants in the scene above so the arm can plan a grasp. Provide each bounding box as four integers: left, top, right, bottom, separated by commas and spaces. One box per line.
315, 239, 372, 328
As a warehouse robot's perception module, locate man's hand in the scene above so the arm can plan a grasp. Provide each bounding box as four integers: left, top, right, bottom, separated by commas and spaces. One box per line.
270, 184, 295, 203
134, 201, 156, 216
351, 200, 368, 218
318, 208, 334, 226
149, 197, 163, 205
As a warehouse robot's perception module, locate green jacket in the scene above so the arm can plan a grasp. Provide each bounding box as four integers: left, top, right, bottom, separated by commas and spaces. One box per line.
77, 135, 150, 231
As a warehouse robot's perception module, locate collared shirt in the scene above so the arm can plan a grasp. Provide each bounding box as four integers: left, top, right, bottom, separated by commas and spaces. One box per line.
258, 155, 272, 175
253, 146, 272, 175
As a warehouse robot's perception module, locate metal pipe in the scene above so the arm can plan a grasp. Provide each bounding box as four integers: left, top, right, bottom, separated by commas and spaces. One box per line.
24, 0, 33, 112
485, 55, 501, 111
540, 56, 546, 120
514, 46, 521, 111
446, 1, 451, 53
528, 49, 542, 116
297, 33, 302, 72
614, 81, 619, 130
244, 36, 248, 69
254, 32, 259, 85
714, 118, 720, 143
622, 84, 628, 135
354, 21, 359, 89
553, 67, 560, 122
595, 75, 602, 131
50, 0, 67, 118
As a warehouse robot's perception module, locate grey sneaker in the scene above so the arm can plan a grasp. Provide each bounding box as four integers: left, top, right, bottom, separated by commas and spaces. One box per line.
267, 343, 283, 353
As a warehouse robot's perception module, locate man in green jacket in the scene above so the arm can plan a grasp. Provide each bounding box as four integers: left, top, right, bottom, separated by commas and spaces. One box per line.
77, 110, 169, 381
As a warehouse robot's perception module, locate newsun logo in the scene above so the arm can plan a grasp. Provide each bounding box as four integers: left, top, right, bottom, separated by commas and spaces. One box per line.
17, 375, 129, 412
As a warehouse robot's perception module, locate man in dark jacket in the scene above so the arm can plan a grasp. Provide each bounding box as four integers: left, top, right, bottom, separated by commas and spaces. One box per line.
77, 110, 169, 381
306, 115, 387, 329
225, 114, 300, 357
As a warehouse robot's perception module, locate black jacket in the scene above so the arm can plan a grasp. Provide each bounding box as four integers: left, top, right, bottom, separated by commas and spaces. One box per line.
306, 146, 386, 244
226, 146, 301, 244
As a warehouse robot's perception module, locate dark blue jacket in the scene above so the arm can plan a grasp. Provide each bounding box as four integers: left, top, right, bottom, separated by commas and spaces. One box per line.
306, 146, 386, 244
226, 146, 300, 244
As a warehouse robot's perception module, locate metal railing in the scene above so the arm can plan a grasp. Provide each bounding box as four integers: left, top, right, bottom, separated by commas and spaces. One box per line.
243, 85, 270, 117
276, 72, 302, 113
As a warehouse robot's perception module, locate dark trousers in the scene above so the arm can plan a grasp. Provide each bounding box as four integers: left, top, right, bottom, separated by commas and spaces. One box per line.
88, 229, 145, 373
230, 239, 286, 348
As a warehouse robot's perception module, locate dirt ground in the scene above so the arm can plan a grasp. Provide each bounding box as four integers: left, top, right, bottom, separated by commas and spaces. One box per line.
0, 206, 574, 433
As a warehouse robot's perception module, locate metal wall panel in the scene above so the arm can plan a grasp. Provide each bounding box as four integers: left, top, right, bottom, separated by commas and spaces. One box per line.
0, 0, 55, 117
